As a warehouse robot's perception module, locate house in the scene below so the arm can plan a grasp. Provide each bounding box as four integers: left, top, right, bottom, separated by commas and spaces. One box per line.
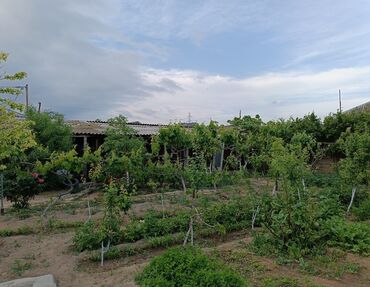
67, 120, 169, 155
344, 100, 370, 113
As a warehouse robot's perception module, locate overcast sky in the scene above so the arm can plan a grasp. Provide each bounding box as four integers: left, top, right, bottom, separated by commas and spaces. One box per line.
1, 0, 370, 123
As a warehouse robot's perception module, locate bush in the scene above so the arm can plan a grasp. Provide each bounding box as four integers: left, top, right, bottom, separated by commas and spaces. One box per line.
124, 210, 190, 242
305, 172, 340, 188
5, 171, 43, 209
353, 197, 370, 221
136, 246, 248, 287
326, 217, 370, 255
73, 221, 103, 252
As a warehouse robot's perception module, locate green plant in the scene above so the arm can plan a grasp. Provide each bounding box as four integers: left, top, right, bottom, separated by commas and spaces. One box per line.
136, 246, 248, 287
0, 226, 34, 237
25, 107, 73, 152
73, 221, 103, 252
11, 259, 32, 276
262, 277, 299, 287
5, 170, 43, 209
326, 217, 370, 255
147, 232, 185, 248
353, 197, 370, 221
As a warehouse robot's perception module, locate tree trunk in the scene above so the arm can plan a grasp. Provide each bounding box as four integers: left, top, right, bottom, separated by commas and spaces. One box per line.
252, 205, 259, 229
346, 187, 357, 214
181, 176, 187, 193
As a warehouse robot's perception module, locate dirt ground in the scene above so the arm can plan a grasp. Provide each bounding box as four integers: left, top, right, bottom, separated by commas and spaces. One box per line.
1, 181, 369, 287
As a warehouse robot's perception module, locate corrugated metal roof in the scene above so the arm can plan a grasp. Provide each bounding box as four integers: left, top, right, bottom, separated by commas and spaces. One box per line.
345, 101, 370, 113
67, 120, 168, 136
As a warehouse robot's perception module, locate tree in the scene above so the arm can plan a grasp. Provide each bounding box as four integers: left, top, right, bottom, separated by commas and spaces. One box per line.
0, 52, 37, 209
0, 52, 36, 171
102, 116, 146, 191
25, 107, 72, 152
337, 129, 370, 213
154, 123, 192, 163
191, 121, 221, 171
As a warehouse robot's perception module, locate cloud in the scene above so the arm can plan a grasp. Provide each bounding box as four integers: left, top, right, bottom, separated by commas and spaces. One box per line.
1, 0, 369, 124
0, 0, 161, 119
118, 66, 370, 123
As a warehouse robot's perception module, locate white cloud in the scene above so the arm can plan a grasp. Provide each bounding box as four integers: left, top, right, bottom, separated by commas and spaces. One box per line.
1, 0, 369, 124
117, 66, 370, 123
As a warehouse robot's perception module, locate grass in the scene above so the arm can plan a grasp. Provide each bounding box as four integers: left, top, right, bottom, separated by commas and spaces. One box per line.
297, 249, 362, 279
11, 259, 32, 276
0, 226, 34, 237
0, 220, 84, 237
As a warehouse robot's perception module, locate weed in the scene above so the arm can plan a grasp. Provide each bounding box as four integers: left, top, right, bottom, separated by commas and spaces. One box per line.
0, 226, 34, 237
11, 259, 32, 276
136, 246, 249, 287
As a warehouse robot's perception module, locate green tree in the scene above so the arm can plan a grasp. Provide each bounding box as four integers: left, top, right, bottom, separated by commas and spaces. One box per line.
25, 107, 72, 152
102, 115, 146, 190
337, 129, 370, 213
0, 52, 38, 209
191, 121, 221, 171
154, 123, 192, 163
0, 52, 36, 171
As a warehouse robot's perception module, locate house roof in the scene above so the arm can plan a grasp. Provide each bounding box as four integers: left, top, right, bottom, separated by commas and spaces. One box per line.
345, 101, 370, 113
67, 120, 169, 136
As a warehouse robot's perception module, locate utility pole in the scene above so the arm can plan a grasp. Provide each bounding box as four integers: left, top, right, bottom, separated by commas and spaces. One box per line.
38, 102, 42, 113
25, 84, 29, 111
338, 89, 342, 113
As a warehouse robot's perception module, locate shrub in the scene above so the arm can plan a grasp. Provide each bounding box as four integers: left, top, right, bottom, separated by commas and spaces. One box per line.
136, 246, 248, 287
326, 217, 370, 255
73, 221, 102, 252
5, 171, 43, 209
353, 197, 370, 221
124, 210, 190, 242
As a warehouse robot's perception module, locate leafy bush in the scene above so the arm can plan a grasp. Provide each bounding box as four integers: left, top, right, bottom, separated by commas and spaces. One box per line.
353, 197, 370, 221
0, 226, 34, 237
73, 221, 103, 252
136, 247, 248, 287
5, 171, 43, 208
124, 210, 190, 242
305, 172, 340, 188
203, 198, 255, 230
326, 217, 370, 255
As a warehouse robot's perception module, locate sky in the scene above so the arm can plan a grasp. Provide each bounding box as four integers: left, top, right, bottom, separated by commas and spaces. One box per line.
1, 0, 370, 123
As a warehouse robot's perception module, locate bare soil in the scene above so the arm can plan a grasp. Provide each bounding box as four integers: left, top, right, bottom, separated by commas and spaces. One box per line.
1, 181, 369, 287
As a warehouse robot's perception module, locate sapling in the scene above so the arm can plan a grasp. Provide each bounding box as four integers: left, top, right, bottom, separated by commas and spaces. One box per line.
338, 130, 370, 215
101, 240, 110, 266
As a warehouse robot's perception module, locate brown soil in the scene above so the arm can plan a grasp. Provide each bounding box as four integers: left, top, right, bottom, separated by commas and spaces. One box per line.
1, 182, 369, 287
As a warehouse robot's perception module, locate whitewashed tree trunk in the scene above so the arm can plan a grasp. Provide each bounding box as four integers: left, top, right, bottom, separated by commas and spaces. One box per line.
302, 178, 306, 192
183, 217, 194, 246
251, 205, 260, 230
86, 200, 91, 222
181, 176, 187, 193
161, 192, 165, 219
346, 187, 357, 214
101, 240, 110, 267
272, 178, 278, 196
190, 218, 194, 246
126, 171, 130, 186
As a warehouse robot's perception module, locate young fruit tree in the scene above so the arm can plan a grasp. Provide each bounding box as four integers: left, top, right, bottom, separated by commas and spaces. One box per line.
338, 129, 370, 214
0, 52, 36, 211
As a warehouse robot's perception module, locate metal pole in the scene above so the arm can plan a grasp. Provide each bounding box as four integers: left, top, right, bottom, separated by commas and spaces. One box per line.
0, 173, 4, 215
25, 84, 29, 111
339, 89, 342, 113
